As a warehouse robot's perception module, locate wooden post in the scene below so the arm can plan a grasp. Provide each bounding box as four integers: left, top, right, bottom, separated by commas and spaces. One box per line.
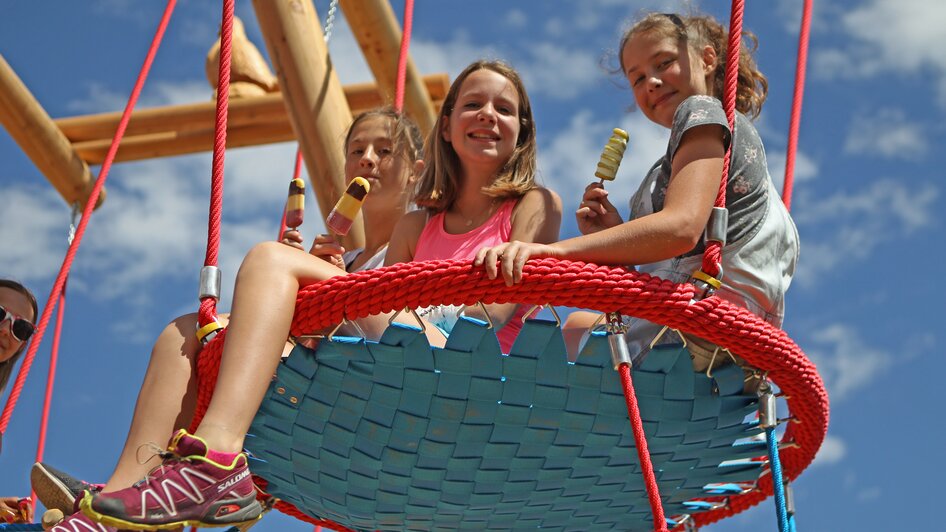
252, 0, 363, 248
0, 54, 102, 209
339, 0, 437, 135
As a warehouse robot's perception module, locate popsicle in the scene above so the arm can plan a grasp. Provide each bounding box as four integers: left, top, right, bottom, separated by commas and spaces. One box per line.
285, 178, 306, 229
594, 128, 629, 182
326, 176, 370, 236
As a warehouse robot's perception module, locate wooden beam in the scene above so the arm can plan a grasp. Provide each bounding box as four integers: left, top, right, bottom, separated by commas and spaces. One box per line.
340, 0, 438, 134
252, 0, 363, 248
0, 53, 103, 208
53, 74, 449, 163
71, 122, 295, 164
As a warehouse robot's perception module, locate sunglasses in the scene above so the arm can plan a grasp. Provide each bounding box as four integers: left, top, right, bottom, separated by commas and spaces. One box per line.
0, 304, 35, 343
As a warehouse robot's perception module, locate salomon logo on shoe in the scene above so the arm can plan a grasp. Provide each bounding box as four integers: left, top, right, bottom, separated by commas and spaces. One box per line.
217, 467, 250, 493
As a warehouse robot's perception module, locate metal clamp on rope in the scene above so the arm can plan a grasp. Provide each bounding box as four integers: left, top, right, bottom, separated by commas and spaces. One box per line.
704, 206, 728, 245
605, 312, 633, 369
198, 266, 222, 301
196, 319, 224, 345
784, 483, 796, 516
759, 383, 778, 429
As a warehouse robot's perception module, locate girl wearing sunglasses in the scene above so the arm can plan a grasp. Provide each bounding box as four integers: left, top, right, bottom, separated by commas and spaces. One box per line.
0, 279, 37, 396
0, 279, 37, 525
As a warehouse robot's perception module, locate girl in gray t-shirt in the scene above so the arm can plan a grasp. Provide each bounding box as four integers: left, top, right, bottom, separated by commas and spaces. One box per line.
476, 11, 799, 367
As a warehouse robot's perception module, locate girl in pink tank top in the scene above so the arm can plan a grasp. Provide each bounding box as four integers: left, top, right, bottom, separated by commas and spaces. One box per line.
385, 60, 562, 352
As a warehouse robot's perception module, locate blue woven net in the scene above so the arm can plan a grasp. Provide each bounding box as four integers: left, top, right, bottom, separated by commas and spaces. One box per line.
246, 317, 764, 531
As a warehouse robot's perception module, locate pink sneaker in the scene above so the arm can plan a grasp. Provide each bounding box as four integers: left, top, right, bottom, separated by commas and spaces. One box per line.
78, 430, 262, 530
48, 511, 119, 532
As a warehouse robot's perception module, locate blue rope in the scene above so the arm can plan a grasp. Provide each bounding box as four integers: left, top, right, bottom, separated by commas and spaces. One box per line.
0, 524, 44, 531
765, 426, 791, 532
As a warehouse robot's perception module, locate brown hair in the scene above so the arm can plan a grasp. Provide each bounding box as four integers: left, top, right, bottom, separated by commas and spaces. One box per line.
344, 106, 424, 165
414, 60, 538, 211
0, 279, 38, 394
619, 12, 768, 119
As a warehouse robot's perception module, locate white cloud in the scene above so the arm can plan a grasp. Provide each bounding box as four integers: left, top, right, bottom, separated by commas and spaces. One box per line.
793, 179, 937, 282
2, 143, 297, 310
805, 323, 890, 401
538, 109, 668, 220
66, 79, 210, 115
766, 148, 819, 192
504, 9, 528, 30
0, 185, 73, 282
519, 43, 604, 100
811, 433, 846, 467
812, 0, 946, 106
411, 33, 501, 79
844, 108, 928, 160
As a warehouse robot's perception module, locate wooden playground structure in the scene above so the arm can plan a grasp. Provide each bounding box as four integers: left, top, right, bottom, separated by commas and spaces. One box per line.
0, 0, 450, 249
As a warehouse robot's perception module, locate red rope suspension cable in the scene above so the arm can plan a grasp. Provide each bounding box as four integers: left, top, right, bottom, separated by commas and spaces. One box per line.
619, 364, 669, 532
700, 0, 745, 279
393, 0, 414, 112
0, 0, 178, 434
198, 0, 236, 330
30, 281, 67, 504
781, 0, 812, 211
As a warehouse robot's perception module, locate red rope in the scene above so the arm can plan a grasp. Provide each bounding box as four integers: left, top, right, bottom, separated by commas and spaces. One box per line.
781, 0, 812, 211
700, 0, 744, 279
619, 364, 669, 532
393, 0, 414, 112
198, 0, 235, 329
30, 281, 66, 504
0, 0, 177, 433
191, 259, 828, 528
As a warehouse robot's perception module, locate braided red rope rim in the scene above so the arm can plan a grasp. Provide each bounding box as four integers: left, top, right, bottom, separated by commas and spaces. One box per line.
192, 258, 827, 529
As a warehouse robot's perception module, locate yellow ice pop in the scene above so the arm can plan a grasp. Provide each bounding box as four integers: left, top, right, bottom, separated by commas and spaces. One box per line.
326, 176, 370, 236
285, 178, 306, 229
595, 128, 629, 182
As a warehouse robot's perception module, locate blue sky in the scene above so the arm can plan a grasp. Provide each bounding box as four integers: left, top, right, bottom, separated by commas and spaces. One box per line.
1, 1, 943, 530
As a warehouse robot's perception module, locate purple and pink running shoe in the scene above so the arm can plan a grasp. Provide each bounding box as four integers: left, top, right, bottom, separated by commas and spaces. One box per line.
79, 429, 262, 530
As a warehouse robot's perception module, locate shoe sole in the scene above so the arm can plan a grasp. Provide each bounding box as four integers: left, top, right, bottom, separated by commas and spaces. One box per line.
78, 491, 264, 531
30, 462, 80, 515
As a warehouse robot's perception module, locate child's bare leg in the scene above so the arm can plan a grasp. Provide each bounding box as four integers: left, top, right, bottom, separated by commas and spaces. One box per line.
101, 312, 213, 491
562, 310, 602, 362
193, 242, 349, 453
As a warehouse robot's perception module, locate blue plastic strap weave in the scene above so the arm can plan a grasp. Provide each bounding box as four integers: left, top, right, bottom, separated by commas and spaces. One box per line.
246, 318, 763, 531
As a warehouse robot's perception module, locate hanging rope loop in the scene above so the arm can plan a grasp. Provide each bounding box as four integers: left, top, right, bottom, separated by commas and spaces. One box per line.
197, 0, 236, 334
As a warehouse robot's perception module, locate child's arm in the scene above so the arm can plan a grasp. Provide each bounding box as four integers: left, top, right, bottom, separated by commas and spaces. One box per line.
384, 210, 429, 266
466, 187, 563, 325
509, 187, 563, 245
477, 124, 725, 283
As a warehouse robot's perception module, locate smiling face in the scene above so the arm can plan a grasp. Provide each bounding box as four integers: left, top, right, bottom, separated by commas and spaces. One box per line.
441, 68, 521, 181
0, 287, 34, 363
621, 31, 716, 128
344, 114, 420, 215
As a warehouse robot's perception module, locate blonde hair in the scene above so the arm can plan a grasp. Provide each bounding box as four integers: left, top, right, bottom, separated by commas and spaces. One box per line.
345, 106, 424, 165
414, 60, 538, 211
619, 12, 768, 119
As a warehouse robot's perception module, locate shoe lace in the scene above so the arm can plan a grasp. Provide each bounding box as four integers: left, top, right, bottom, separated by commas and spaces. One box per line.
133, 442, 184, 488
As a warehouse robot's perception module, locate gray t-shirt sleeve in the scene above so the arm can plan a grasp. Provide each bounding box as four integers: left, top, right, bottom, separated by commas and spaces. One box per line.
649, 95, 771, 257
